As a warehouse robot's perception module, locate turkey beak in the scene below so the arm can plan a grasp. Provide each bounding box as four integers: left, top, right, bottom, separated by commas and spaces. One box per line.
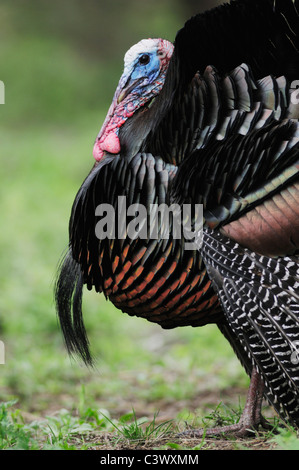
116, 77, 144, 104
94, 76, 142, 143
93, 76, 143, 162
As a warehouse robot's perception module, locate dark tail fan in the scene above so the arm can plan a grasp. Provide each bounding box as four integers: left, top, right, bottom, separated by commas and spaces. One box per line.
202, 228, 299, 426
55, 249, 93, 366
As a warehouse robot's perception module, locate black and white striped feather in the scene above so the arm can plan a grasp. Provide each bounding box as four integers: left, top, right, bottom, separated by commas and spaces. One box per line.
202, 228, 299, 425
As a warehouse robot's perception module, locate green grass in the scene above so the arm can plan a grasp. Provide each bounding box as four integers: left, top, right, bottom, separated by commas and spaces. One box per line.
0, 397, 112, 450
1, 397, 299, 450
100, 409, 173, 446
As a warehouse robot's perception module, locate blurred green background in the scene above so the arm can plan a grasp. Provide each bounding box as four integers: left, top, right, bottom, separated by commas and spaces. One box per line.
0, 0, 247, 423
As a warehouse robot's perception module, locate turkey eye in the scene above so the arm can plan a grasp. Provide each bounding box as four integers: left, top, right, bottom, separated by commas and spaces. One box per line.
139, 54, 150, 65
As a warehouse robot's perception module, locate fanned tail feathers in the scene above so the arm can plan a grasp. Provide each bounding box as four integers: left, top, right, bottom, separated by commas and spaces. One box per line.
202, 228, 299, 425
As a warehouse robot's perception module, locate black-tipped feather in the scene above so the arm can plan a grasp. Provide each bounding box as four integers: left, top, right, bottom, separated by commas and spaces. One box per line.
55, 250, 92, 365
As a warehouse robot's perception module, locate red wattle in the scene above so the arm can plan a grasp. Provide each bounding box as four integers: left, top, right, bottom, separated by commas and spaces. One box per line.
101, 133, 121, 154
93, 133, 121, 161
93, 142, 104, 161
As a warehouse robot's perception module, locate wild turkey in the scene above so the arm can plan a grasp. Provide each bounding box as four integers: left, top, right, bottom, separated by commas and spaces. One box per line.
55, 0, 299, 436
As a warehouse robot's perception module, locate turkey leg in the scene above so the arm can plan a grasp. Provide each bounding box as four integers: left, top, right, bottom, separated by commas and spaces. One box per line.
180, 367, 272, 438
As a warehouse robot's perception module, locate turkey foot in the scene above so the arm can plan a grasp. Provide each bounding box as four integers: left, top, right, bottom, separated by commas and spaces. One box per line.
179, 367, 273, 438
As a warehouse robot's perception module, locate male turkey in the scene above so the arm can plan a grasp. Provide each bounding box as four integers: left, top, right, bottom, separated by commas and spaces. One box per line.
55, 0, 299, 436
